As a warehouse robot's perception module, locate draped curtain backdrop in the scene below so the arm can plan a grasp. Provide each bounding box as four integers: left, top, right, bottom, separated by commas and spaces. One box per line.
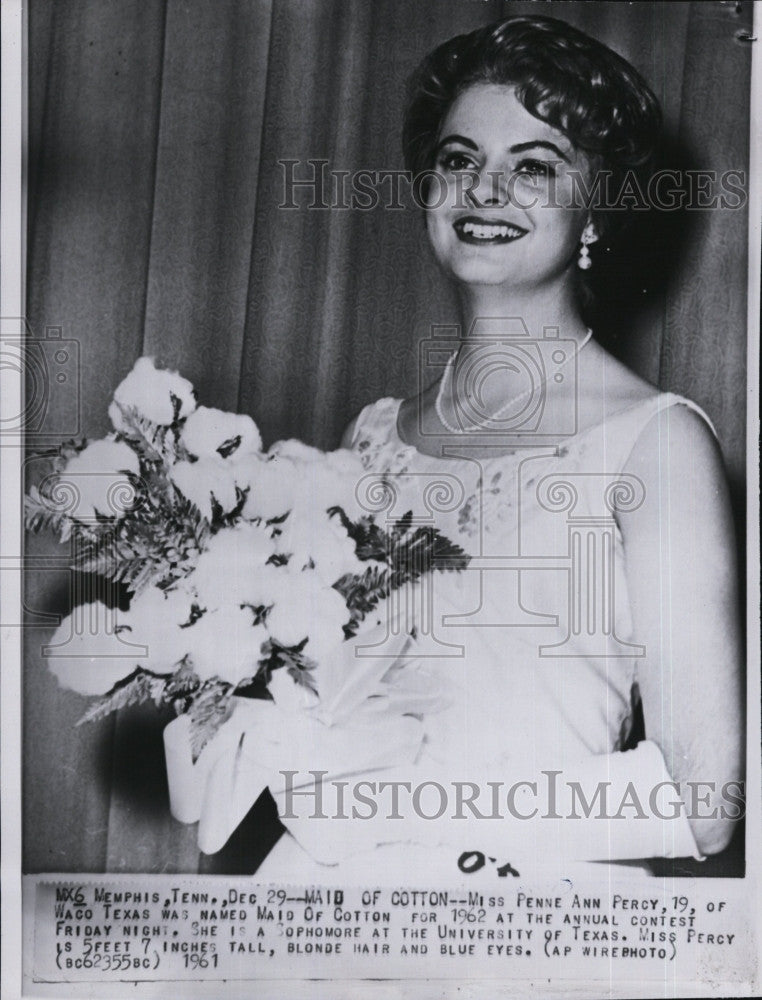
25, 0, 752, 873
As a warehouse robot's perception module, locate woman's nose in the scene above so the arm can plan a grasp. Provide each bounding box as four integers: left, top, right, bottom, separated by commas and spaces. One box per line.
466, 167, 508, 208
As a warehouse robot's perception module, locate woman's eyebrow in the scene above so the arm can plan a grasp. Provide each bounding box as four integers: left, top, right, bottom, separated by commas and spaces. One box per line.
435, 134, 571, 163
435, 134, 479, 153
510, 140, 570, 162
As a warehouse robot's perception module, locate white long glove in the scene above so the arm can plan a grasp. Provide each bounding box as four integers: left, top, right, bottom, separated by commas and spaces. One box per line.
270, 740, 704, 867
163, 624, 447, 854
166, 710, 702, 866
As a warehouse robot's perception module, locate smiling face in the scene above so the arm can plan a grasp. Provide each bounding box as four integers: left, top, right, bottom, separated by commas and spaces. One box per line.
426, 84, 591, 293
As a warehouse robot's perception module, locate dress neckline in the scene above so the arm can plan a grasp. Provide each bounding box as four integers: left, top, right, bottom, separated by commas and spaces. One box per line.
390, 394, 668, 465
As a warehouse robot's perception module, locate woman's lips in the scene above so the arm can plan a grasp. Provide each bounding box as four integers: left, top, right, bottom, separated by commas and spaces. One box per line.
452, 217, 528, 245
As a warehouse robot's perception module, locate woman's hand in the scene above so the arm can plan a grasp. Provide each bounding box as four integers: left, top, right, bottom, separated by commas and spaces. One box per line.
618, 404, 744, 856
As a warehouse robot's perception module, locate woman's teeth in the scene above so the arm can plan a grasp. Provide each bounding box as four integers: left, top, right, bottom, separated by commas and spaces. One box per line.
456, 221, 526, 242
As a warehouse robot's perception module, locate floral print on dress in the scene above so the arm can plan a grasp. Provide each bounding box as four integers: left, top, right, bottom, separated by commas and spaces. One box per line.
348, 399, 537, 545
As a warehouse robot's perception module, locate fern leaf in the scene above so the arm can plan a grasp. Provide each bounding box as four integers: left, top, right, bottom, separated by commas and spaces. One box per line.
334, 564, 392, 616
24, 487, 68, 536
187, 682, 235, 760
390, 509, 414, 541
327, 507, 389, 562
163, 658, 201, 701
112, 403, 177, 467
280, 647, 319, 696
389, 525, 470, 587
75, 670, 166, 725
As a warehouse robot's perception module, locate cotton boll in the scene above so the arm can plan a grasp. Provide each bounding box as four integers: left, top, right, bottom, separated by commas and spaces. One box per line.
110, 357, 196, 429
170, 458, 239, 521
307, 466, 360, 521
265, 440, 365, 517
59, 437, 140, 521
278, 444, 363, 516
119, 586, 195, 673
240, 445, 366, 525
299, 457, 368, 523
192, 560, 292, 616
324, 448, 367, 512
230, 452, 295, 510
47, 603, 142, 696
264, 599, 310, 649
275, 511, 365, 583
267, 439, 324, 464
180, 406, 262, 460
298, 586, 353, 667
239, 454, 300, 522
265, 575, 349, 656
191, 524, 277, 608
268, 667, 320, 714
108, 400, 131, 435
324, 447, 366, 477
311, 584, 353, 632
186, 607, 269, 684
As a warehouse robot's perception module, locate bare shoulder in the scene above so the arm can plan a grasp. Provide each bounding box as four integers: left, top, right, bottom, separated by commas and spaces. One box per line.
624, 398, 724, 482
589, 346, 731, 523
619, 398, 733, 549
584, 345, 719, 456
397, 383, 438, 447
582, 343, 659, 419
340, 414, 359, 449
340, 397, 403, 450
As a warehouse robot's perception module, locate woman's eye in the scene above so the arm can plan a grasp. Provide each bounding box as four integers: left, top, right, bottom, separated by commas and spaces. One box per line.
514, 159, 556, 181
439, 152, 476, 172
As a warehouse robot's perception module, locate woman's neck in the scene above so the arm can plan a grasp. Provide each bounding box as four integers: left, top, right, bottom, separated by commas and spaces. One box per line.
455, 277, 588, 344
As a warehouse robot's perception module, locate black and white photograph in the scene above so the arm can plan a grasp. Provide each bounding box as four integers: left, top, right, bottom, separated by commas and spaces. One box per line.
1, 0, 760, 996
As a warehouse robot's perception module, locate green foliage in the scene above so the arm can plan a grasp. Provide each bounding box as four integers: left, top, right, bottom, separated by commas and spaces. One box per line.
24, 485, 75, 541
187, 683, 235, 760
29, 403, 471, 750
76, 661, 235, 759
248, 638, 318, 697
25, 413, 209, 595
327, 505, 388, 561
389, 522, 470, 585
335, 564, 392, 637
72, 484, 211, 595
76, 670, 168, 725
332, 507, 470, 633
112, 402, 183, 468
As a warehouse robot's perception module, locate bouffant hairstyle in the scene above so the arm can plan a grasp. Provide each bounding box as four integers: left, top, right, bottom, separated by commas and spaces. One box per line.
402, 15, 662, 240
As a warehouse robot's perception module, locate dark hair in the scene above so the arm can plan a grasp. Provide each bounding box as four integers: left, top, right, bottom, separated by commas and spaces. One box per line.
402, 15, 662, 238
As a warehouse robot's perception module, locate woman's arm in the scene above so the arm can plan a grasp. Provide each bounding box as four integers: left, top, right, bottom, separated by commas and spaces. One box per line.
618, 404, 744, 855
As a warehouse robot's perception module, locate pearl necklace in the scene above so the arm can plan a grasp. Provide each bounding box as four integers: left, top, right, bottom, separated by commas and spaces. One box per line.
434, 328, 593, 434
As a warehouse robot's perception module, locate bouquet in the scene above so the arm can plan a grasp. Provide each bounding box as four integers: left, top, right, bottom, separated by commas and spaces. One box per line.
26, 357, 470, 854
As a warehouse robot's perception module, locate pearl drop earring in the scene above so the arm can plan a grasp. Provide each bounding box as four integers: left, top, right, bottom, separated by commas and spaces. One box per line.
578, 221, 598, 271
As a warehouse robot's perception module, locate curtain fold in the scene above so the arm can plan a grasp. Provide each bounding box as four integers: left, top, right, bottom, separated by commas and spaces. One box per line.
142, 0, 274, 406
662, 2, 751, 490
24, 0, 752, 873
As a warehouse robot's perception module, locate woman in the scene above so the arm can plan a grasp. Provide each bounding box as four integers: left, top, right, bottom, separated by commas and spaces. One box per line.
256, 15, 743, 879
